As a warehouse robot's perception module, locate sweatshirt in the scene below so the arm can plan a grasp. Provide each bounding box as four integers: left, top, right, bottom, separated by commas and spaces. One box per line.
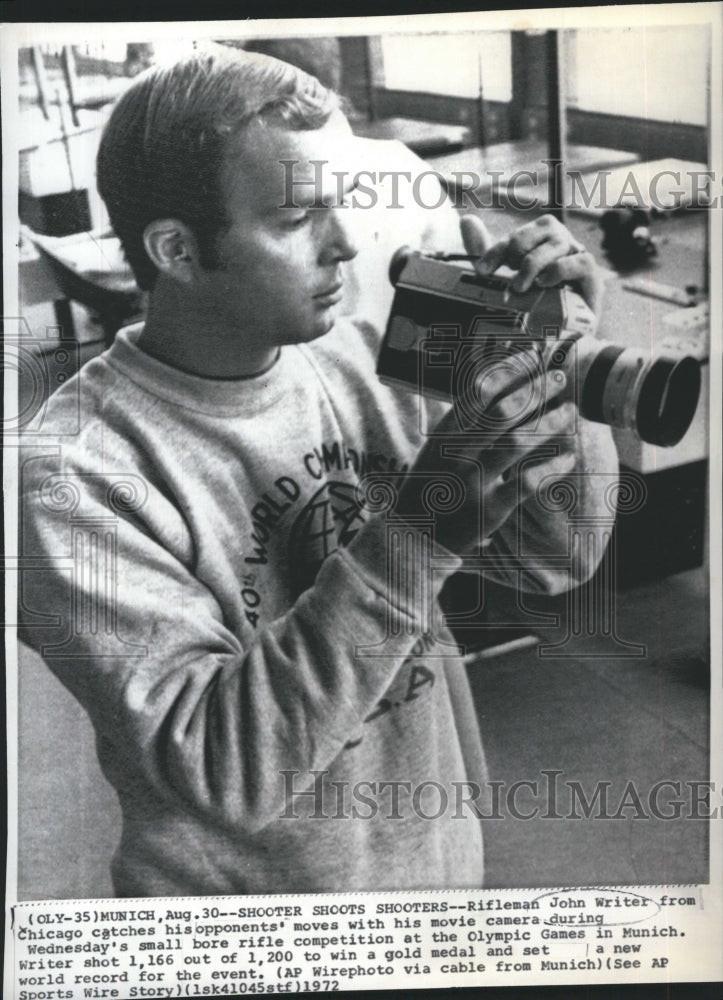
20, 318, 492, 896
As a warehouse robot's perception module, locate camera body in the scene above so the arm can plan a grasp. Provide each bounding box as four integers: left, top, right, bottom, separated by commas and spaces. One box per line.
377, 248, 700, 447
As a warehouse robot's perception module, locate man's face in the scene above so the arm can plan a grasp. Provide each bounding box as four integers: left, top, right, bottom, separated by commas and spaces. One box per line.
195, 110, 363, 361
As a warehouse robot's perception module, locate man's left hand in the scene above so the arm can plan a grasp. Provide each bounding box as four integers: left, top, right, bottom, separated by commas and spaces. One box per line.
460, 212, 603, 315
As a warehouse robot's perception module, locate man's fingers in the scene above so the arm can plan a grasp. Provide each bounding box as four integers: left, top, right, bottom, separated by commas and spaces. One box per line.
535, 249, 596, 287
491, 399, 576, 473
522, 444, 578, 500
460, 213, 493, 258
476, 238, 510, 275
429, 367, 569, 451
444, 395, 576, 481
461, 208, 601, 314
535, 250, 602, 312
476, 437, 577, 536
512, 241, 574, 293
472, 214, 584, 282
413, 378, 577, 553
501, 444, 577, 502
470, 365, 568, 426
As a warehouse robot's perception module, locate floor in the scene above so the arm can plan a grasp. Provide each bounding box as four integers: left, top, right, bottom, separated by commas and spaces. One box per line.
468, 566, 709, 888
15, 566, 709, 900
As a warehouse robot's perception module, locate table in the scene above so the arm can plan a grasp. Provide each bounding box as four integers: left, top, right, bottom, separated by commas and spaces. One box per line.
427, 139, 641, 200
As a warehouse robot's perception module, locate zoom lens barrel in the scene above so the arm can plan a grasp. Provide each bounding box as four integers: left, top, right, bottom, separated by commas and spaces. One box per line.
570, 338, 701, 447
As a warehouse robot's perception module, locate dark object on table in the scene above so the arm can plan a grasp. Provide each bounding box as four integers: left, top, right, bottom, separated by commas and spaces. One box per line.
600, 205, 658, 271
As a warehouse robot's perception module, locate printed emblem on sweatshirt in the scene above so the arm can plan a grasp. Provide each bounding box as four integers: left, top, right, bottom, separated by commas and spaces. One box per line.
288, 481, 366, 594
239, 440, 409, 627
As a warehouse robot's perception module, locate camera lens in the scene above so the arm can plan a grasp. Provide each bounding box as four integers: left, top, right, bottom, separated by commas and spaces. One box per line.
574, 339, 701, 447
635, 355, 701, 447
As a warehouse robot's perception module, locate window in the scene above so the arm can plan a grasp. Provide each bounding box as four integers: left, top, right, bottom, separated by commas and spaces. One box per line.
567, 26, 709, 126
379, 32, 512, 102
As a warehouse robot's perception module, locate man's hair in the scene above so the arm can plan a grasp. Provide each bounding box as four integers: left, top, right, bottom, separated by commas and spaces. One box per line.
97, 45, 339, 290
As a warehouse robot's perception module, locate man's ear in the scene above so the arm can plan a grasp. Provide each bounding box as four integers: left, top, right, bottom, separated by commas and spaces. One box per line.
143, 219, 199, 284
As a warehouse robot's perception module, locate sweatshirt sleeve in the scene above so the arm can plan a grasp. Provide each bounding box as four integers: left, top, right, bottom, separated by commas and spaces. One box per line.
19, 452, 461, 835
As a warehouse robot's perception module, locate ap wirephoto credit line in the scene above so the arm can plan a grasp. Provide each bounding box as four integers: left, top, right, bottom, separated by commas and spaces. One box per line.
2, 3, 722, 997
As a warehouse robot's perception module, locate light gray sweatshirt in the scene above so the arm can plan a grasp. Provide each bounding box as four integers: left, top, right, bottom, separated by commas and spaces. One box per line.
20, 318, 494, 896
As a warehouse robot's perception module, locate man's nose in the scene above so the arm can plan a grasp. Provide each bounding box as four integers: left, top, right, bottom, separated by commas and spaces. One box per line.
320, 208, 359, 264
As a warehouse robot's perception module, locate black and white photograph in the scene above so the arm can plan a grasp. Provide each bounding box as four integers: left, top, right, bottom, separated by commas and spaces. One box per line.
3, 3, 722, 994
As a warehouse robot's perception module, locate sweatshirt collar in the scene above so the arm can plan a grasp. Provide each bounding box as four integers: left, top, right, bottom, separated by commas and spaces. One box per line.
106, 323, 294, 416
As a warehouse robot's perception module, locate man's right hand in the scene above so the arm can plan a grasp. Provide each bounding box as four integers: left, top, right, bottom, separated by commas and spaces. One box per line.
397, 359, 577, 556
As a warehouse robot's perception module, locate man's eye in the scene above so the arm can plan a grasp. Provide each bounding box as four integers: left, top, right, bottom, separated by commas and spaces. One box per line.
286, 212, 310, 228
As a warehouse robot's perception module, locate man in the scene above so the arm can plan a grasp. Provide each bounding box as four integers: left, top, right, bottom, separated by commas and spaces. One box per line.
20, 46, 617, 896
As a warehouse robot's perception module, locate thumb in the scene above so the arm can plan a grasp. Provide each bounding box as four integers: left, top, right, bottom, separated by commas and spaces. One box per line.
460, 213, 493, 258
460, 213, 511, 277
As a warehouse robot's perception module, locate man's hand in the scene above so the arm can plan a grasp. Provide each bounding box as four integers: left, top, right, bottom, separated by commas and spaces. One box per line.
460, 212, 603, 315
396, 212, 611, 561
398, 363, 577, 557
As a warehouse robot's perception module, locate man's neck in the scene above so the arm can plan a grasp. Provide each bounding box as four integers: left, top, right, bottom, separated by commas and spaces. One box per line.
137, 282, 280, 379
